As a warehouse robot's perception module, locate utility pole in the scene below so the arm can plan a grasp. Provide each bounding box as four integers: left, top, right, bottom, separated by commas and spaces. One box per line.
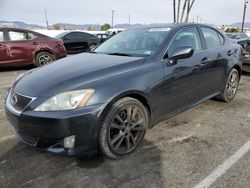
111, 10, 115, 28
196, 15, 199, 23
44, 9, 49, 29
128, 14, 131, 28
242, 0, 248, 32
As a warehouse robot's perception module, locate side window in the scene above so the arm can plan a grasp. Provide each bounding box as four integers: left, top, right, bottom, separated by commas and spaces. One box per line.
218, 33, 225, 45
97, 34, 102, 39
103, 34, 108, 39
27, 32, 36, 40
9, 31, 27, 41
168, 27, 202, 55
0, 31, 4, 42
201, 27, 221, 49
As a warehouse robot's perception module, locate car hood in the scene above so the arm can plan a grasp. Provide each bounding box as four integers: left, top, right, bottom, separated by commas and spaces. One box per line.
14, 53, 144, 97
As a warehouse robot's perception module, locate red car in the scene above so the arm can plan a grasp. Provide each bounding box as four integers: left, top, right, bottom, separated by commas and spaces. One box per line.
0, 27, 67, 67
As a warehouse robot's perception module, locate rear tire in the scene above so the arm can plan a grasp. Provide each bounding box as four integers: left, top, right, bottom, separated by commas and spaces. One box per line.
216, 68, 240, 103
99, 97, 148, 159
35, 52, 55, 67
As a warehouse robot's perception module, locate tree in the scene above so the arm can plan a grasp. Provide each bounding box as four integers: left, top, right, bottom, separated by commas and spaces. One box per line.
225, 28, 240, 33
173, 0, 196, 23
177, 0, 181, 23
88, 27, 95, 31
51, 24, 61, 30
173, 0, 176, 23
101, 23, 111, 31
185, 0, 195, 23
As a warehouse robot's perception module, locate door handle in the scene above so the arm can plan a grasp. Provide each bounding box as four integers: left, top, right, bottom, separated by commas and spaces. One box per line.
200, 57, 210, 65
227, 50, 233, 56
33, 42, 39, 45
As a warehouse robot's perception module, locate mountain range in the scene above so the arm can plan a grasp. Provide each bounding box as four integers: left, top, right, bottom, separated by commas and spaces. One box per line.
1, 20, 250, 30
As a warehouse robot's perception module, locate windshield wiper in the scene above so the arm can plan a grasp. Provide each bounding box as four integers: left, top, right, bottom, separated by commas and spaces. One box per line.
108, 52, 132, 57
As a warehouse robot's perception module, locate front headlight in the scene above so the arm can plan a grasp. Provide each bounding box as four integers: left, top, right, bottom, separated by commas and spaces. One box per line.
34, 89, 95, 112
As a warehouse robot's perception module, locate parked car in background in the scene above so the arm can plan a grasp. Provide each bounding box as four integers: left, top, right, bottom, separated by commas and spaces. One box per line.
105, 28, 126, 36
225, 32, 249, 41
56, 31, 100, 54
5, 24, 242, 159
96, 33, 110, 43
225, 32, 250, 73
0, 27, 67, 67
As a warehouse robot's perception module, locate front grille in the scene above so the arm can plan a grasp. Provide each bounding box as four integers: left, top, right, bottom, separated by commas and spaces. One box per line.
10, 90, 33, 111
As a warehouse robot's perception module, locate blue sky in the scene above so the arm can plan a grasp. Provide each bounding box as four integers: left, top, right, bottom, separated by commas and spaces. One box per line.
0, 0, 249, 26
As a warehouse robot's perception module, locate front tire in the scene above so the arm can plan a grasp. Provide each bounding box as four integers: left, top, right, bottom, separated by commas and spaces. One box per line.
216, 68, 240, 102
99, 97, 148, 159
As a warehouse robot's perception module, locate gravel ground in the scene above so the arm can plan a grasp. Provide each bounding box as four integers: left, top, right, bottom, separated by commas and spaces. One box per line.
0, 68, 250, 188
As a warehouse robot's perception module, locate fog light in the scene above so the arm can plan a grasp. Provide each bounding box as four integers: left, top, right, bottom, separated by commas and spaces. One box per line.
64, 135, 75, 149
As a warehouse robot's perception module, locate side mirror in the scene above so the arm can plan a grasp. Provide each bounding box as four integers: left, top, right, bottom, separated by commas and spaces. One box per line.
169, 46, 194, 60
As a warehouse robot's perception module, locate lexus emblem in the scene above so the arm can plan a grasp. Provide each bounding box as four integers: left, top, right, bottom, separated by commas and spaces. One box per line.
12, 95, 18, 106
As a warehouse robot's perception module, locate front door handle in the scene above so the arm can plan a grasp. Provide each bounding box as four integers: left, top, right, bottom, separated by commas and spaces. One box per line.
33, 41, 39, 45
227, 50, 233, 56
201, 57, 210, 65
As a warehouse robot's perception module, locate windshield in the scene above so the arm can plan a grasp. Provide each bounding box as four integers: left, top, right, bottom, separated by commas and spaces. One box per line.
55, 32, 68, 39
94, 28, 171, 57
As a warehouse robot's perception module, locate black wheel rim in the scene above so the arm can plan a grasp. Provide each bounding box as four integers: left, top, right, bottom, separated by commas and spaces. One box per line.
38, 54, 52, 66
108, 106, 146, 155
226, 72, 239, 99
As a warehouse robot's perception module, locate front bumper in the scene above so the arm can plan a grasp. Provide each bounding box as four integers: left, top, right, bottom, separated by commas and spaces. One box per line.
5, 89, 106, 156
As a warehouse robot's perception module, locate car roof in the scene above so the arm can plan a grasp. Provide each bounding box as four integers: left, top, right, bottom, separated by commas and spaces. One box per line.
128, 23, 218, 30
0, 27, 44, 36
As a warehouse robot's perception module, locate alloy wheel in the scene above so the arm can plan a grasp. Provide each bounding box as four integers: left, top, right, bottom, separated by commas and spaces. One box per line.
38, 54, 52, 66
108, 106, 146, 155
226, 72, 239, 99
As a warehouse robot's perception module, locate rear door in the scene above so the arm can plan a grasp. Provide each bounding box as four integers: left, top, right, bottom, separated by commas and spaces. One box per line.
6, 30, 36, 65
0, 30, 10, 65
199, 26, 230, 93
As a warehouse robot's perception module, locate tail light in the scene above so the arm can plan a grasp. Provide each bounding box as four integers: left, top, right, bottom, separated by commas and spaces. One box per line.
55, 40, 64, 46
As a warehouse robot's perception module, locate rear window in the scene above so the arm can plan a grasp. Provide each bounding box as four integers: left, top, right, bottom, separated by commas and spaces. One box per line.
201, 27, 221, 49
0, 31, 3, 42
9, 31, 27, 41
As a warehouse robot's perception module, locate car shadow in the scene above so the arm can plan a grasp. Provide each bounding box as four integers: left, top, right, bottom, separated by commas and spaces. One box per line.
0, 65, 34, 72
0, 138, 165, 188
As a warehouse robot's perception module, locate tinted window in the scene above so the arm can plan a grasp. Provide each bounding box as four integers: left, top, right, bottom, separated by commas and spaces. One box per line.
9, 31, 27, 41
97, 34, 102, 39
0, 31, 4, 42
168, 27, 202, 55
102, 34, 108, 39
201, 27, 221, 49
68, 32, 93, 40
27, 32, 36, 39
